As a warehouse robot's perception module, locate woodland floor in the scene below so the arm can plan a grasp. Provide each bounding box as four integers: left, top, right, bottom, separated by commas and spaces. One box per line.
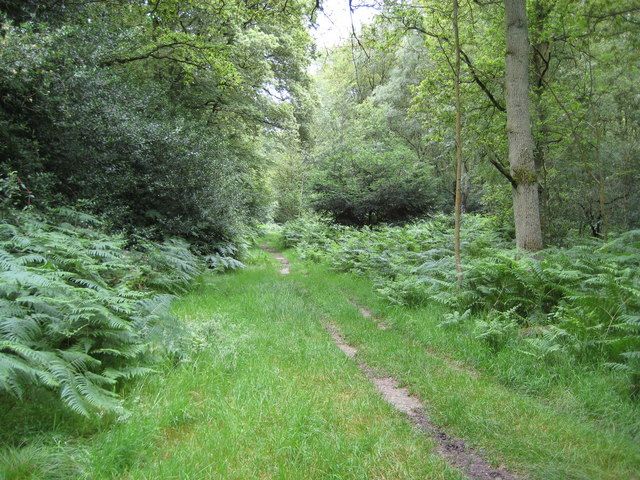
2, 241, 640, 479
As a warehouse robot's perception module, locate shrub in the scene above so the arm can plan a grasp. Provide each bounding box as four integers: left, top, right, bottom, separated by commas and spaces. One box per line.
0, 207, 202, 417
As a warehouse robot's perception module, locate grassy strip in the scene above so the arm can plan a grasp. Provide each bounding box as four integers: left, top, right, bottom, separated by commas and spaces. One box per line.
277, 244, 640, 480
1, 251, 462, 479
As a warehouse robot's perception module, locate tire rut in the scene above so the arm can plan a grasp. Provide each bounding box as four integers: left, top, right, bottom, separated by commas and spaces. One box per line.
349, 299, 389, 330
263, 246, 519, 480
351, 299, 479, 379
324, 321, 519, 480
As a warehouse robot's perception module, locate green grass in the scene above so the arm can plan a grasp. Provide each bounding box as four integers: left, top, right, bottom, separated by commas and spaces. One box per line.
2, 243, 639, 479
276, 244, 640, 480
0, 250, 461, 479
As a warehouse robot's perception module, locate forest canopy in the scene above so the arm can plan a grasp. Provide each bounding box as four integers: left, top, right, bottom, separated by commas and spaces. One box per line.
1, 0, 314, 247
3, 0, 638, 243
295, 0, 640, 243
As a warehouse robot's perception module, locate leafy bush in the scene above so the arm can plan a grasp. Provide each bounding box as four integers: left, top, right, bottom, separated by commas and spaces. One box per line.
282, 215, 640, 394
310, 146, 439, 225
475, 308, 520, 352
0, 0, 312, 250
0, 207, 202, 417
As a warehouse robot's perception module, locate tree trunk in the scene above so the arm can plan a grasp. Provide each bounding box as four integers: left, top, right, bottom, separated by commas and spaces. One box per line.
453, 0, 463, 283
504, 0, 543, 251
596, 125, 608, 240
461, 160, 470, 213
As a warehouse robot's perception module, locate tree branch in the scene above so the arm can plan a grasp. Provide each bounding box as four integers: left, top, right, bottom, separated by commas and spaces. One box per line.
488, 156, 517, 188
389, 15, 506, 112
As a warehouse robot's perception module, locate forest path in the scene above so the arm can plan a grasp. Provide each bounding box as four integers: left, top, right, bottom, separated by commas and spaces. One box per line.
260, 243, 291, 274
263, 245, 517, 480
251, 240, 640, 480
324, 320, 516, 480
82, 241, 638, 479
142, 243, 469, 479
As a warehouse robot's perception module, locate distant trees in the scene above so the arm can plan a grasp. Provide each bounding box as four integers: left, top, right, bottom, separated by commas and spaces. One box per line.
309, 96, 438, 225
307, 0, 640, 246
453, 0, 464, 274
3, 0, 638, 247
269, 132, 308, 224
309, 42, 440, 225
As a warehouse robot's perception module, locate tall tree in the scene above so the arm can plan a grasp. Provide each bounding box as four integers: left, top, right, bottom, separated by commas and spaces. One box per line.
504, 0, 543, 251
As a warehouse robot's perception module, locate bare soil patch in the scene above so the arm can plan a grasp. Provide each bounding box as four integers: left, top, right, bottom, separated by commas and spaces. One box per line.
325, 323, 358, 358
324, 322, 518, 480
260, 244, 290, 274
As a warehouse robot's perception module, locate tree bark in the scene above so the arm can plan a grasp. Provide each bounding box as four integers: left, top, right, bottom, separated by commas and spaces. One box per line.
504, 0, 543, 251
453, 0, 463, 283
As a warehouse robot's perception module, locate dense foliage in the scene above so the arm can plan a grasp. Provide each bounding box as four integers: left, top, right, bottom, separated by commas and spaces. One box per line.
282, 215, 640, 395
1, 1, 639, 476
0, 173, 206, 416
2, 0, 639, 436
0, 0, 316, 419
1, 0, 313, 247
309, 59, 441, 225
297, 1, 640, 238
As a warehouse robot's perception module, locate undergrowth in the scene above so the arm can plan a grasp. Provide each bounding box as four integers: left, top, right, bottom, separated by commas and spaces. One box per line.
0, 204, 205, 418
282, 213, 640, 396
